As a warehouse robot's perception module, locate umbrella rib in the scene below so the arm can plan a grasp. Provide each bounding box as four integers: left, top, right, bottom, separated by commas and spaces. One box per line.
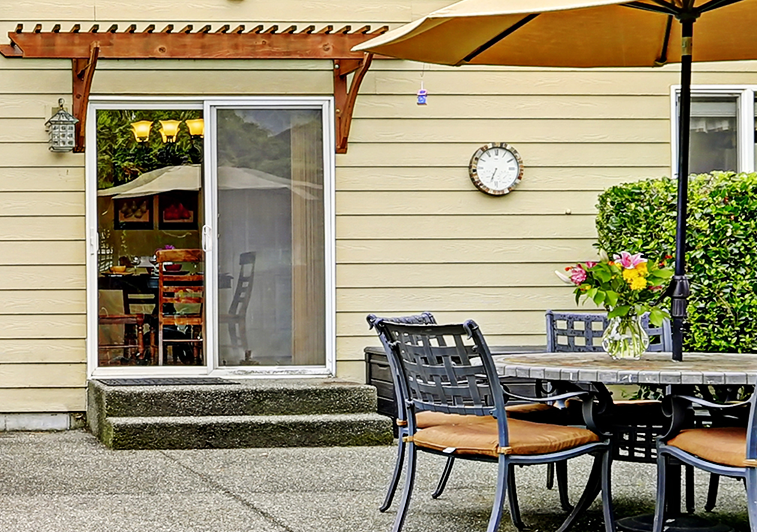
654, 15, 673, 65
461, 14, 539, 64
623, 1, 680, 16
697, 0, 746, 14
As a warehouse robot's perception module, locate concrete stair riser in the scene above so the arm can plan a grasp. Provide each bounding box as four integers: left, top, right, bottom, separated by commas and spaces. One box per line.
102, 413, 393, 450
89, 380, 378, 417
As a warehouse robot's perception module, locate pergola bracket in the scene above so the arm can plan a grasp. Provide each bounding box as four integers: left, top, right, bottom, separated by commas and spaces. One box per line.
334, 53, 373, 154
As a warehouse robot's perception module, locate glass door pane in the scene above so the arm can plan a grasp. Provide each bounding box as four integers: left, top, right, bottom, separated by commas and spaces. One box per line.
214, 108, 326, 367
95, 108, 205, 367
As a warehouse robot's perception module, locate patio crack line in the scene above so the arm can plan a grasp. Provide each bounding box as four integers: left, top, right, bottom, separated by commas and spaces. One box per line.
159, 451, 296, 532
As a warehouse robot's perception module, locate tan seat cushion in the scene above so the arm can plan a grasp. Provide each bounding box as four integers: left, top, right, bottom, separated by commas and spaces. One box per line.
415, 403, 563, 429
415, 411, 494, 428
411, 417, 600, 459
667, 427, 748, 468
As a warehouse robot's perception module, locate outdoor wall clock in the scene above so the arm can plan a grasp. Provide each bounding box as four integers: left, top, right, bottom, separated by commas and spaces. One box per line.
468, 142, 523, 196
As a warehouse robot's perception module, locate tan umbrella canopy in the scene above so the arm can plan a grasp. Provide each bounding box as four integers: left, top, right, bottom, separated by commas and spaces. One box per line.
356, 0, 757, 362
354, 0, 757, 67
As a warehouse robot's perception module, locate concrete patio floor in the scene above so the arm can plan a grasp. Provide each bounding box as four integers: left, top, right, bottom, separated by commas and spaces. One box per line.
0, 430, 749, 532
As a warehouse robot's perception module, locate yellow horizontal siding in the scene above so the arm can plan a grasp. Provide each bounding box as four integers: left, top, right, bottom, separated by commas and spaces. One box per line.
0, 290, 85, 314
338, 142, 669, 168
337, 191, 600, 215
0, 363, 85, 388
0, 388, 85, 412
0, 241, 84, 265
337, 239, 597, 264
0, 339, 85, 363
352, 95, 671, 119
0, 315, 85, 339
0, 266, 86, 289
336, 166, 670, 192
0, 217, 84, 240
336, 263, 579, 287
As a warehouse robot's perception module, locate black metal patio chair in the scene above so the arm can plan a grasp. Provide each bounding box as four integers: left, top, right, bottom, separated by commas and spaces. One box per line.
653, 392, 757, 532
374, 318, 615, 532
367, 312, 566, 527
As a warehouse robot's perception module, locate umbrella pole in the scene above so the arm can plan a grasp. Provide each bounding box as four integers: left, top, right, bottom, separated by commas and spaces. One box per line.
671, 18, 694, 362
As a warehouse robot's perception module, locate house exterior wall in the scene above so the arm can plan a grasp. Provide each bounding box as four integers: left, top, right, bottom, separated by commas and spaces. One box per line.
1, 1, 756, 411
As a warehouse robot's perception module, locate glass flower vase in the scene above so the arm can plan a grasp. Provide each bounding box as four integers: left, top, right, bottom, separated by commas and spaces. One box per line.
601, 314, 649, 360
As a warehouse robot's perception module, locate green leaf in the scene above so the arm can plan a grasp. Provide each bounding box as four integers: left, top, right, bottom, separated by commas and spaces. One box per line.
605, 291, 619, 307
649, 308, 665, 327
608, 305, 630, 318
593, 290, 606, 305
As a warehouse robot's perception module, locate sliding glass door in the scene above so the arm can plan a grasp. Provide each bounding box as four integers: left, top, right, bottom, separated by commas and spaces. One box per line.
87, 97, 334, 377
204, 100, 334, 374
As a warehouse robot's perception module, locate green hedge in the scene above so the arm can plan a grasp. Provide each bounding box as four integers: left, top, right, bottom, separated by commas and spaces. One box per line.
595, 171, 757, 353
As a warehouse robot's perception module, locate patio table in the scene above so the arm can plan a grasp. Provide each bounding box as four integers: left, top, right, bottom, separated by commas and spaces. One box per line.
493, 351, 757, 532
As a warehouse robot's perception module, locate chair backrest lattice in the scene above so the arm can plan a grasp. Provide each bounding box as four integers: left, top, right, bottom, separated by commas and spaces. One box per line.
367, 312, 438, 423
546, 310, 672, 353
376, 320, 508, 433
227, 251, 256, 317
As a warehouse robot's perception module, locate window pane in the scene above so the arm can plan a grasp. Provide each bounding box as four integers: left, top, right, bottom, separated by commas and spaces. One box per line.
688, 97, 738, 174
216, 109, 325, 367
96, 109, 205, 367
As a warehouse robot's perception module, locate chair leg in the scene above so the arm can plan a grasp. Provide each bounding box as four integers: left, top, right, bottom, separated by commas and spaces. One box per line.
431, 456, 455, 499
392, 441, 417, 532
705, 473, 720, 512
507, 464, 526, 530
547, 462, 555, 489
685, 464, 695, 514
379, 432, 406, 512
652, 451, 668, 532
745, 468, 757, 531
556, 454, 603, 532
557, 460, 572, 512
486, 455, 509, 532
600, 449, 616, 532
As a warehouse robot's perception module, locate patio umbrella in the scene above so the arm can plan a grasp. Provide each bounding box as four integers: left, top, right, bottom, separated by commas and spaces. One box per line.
355, 0, 757, 362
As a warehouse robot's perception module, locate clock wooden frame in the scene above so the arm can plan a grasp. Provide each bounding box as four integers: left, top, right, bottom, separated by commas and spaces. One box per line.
468, 142, 523, 196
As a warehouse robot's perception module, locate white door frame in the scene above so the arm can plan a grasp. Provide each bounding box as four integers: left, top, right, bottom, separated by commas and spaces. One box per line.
86, 96, 336, 379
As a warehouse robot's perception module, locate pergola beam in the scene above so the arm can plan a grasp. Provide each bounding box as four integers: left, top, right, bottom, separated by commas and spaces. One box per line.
1, 24, 387, 152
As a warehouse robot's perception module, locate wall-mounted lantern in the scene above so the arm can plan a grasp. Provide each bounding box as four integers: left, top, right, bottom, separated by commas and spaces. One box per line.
185, 118, 205, 138
159, 120, 181, 143
131, 120, 153, 143
45, 98, 78, 152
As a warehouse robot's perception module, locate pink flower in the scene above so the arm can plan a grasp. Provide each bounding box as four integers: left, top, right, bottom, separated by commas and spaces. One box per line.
613, 251, 647, 269
569, 265, 587, 285
584, 261, 598, 269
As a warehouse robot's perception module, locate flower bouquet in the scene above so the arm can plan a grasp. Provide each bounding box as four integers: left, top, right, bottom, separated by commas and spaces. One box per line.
556, 251, 673, 359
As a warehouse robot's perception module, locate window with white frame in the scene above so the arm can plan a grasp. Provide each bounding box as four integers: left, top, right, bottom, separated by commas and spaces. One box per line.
672, 87, 756, 177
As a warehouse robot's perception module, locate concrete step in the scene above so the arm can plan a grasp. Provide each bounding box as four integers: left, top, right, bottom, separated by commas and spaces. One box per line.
101, 413, 393, 450
88, 378, 378, 418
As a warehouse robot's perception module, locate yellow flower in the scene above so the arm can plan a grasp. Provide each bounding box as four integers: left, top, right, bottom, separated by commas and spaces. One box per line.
635, 262, 648, 275
630, 276, 647, 291
622, 268, 639, 282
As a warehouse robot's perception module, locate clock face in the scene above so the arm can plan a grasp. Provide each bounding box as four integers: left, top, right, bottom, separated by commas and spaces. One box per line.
469, 143, 523, 196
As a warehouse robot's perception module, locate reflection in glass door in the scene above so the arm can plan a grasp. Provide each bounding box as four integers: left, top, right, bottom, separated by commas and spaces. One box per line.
210, 104, 329, 368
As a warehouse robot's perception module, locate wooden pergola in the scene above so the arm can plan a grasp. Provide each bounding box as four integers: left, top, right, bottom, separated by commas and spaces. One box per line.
0, 23, 387, 153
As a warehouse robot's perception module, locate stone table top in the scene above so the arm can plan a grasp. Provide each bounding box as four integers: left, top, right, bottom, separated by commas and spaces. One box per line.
493, 352, 757, 386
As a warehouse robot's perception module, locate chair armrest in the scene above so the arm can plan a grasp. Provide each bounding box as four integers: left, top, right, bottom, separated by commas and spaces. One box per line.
674, 395, 751, 410
660, 395, 753, 440
502, 388, 591, 404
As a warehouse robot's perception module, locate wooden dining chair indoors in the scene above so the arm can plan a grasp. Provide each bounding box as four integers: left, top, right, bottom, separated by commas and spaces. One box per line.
219, 251, 255, 357
367, 312, 566, 527
98, 286, 157, 365
156, 248, 205, 365
653, 392, 757, 532
374, 319, 615, 532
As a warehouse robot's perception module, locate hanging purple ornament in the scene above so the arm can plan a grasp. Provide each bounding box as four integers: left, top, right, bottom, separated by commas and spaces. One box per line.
417, 81, 427, 105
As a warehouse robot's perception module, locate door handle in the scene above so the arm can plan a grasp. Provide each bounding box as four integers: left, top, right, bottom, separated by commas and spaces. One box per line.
202, 225, 211, 253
